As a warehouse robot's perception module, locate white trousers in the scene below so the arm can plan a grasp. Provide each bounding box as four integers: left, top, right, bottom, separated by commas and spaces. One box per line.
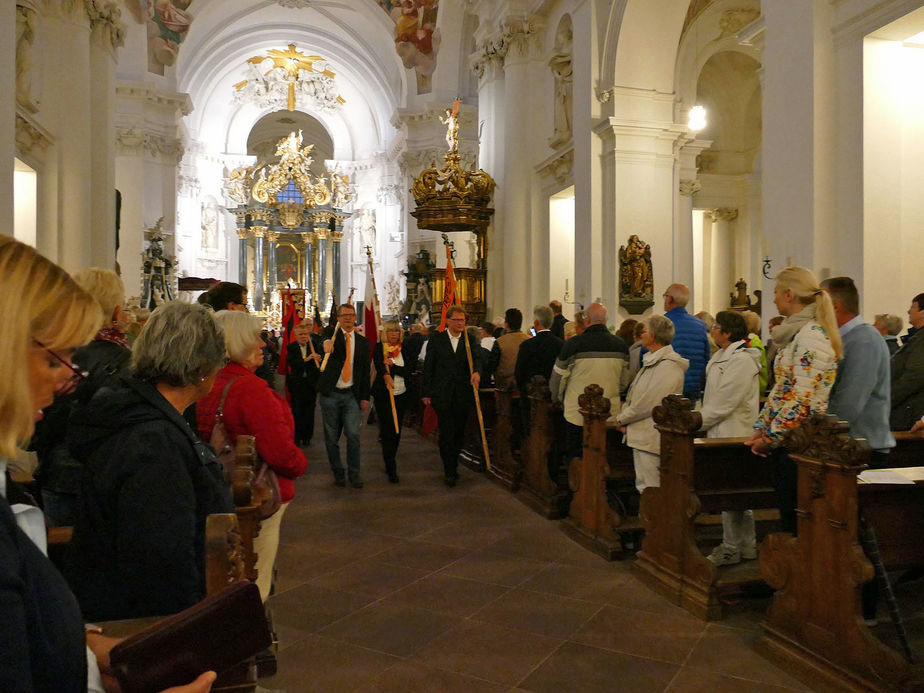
632, 449, 660, 493
253, 501, 288, 601
721, 509, 756, 550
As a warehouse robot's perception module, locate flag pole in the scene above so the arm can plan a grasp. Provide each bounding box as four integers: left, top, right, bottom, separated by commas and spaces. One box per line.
442, 234, 491, 471
319, 321, 341, 372
365, 246, 400, 433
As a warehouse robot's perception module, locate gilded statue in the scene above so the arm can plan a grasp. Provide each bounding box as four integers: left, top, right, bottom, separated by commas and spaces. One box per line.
439, 105, 459, 154
619, 235, 652, 298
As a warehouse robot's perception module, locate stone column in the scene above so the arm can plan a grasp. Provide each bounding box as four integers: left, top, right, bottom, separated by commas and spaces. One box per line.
88, 2, 124, 268
708, 208, 737, 314
236, 227, 249, 287
316, 226, 328, 306
331, 225, 343, 305
45, 1, 92, 272
252, 226, 266, 311
304, 231, 314, 303
266, 230, 278, 298
499, 17, 539, 315
676, 179, 701, 298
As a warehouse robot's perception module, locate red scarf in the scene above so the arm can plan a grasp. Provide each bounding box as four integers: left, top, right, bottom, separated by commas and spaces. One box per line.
384, 342, 402, 360
96, 327, 129, 349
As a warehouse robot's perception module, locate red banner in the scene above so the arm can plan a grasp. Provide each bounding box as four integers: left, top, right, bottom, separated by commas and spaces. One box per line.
438, 247, 457, 332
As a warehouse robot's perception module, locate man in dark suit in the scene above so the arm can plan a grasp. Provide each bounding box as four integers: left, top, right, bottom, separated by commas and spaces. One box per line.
422, 306, 483, 487
318, 304, 371, 488
286, 321, 323, 445
549, 300, 567, 340
515, 305, 565, 433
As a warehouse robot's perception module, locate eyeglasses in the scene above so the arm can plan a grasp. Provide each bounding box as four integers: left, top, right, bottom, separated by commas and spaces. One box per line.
338, 313, 356, 319
33, 339, 87, 395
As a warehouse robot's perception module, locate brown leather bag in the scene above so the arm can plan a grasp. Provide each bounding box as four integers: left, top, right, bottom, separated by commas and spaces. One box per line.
110, 581, 271, 693
210, 377, 282, 519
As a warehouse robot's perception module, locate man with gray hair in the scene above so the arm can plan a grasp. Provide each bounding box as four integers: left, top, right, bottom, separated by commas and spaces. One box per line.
515, 305, 564, 431
874, 314, 902, 357
663, 283, 711, 401
550, 302, 628, 462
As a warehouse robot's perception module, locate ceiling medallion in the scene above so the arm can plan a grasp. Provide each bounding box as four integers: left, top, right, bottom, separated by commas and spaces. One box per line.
233, 44, 345, 112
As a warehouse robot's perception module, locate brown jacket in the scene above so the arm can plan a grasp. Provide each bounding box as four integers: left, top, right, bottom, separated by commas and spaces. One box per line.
492, 331, 530, 388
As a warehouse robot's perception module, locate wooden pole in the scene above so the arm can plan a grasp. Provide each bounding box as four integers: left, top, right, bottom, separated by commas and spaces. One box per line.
442, 236, 491, 471
319, 321, 341, 372
306, 315, 319, 368
365, 246, 400, 433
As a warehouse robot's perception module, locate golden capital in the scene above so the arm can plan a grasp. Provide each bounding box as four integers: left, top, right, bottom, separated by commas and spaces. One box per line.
330, 230, 343, 242
314, 228, 328, 240
265, 230, 279, 243
251, 225, 267, 239
235, 227, 251, 240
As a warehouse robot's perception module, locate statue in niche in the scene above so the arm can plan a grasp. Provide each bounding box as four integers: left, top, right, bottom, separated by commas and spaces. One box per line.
359, 209, 376, 251
16, 4, 38, 113
200, 200, 218, 251
618, 234, 654, 315
548, 20, 573, 146
383, 276, 402, 316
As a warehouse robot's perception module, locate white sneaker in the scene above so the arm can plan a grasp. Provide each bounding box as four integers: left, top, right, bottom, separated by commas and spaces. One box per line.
740, 544, 757, 560
707, 544, 741, 566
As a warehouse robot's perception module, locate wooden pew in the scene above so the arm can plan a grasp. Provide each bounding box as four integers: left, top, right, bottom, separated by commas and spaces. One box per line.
633, 394, 777, 620
517, 376, 569, 519
486, 383, 521, 490
757, 415, 923, 693
458, 388, 497, 472
227, 435, 262, 584
559, 385, 627, 559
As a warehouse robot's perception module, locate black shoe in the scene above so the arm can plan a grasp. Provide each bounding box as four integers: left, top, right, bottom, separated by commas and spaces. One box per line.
350, 476, 364, 489
388, 472, 399, 483
444, 474, 457, 488
334, 475, 346, 487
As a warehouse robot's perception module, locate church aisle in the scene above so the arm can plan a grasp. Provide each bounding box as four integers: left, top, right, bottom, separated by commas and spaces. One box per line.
262, 414, 812, 692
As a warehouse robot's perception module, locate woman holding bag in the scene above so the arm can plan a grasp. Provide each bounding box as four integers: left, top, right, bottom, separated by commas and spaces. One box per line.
196, 310, 307, 600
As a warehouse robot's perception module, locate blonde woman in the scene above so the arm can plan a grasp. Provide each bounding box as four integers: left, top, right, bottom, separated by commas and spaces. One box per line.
0, 236, 216, 693
745, 266, 842, 534
196, 310, 307, 600
32, 268, 132, 526
372, 320, 417, 483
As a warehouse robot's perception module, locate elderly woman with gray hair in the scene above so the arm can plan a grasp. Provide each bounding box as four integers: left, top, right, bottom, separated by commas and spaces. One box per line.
66, 302, 234, 621
615, 315, 689, 493
196, 310, 307, 599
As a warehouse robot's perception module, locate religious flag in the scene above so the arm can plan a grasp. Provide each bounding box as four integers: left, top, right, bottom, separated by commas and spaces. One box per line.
438, 245, 459, 331
277, 290, 301, 376
313, 303, 323, 334
328, 294, 337, 329
364, 267, 379, 359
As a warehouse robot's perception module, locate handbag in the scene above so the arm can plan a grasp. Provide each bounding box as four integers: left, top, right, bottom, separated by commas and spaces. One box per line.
110, 581, 271, 693
210, 377, 282, 519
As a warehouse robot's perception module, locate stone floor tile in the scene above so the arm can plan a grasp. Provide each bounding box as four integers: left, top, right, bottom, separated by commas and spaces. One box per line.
471, 586, 603, 639
358, 660, 507, 693
268, 582, 378, 647
373, 538, 469, 572
571, 604, 706, 665
307, 557, 428, 598
518, 562, 632, 604
438, 549, 549, 587
666, 666, 808, 692
382, 572, 510, 617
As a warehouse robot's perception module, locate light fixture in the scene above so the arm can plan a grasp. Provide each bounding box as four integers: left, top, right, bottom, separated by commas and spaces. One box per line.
688, 105, 707, 133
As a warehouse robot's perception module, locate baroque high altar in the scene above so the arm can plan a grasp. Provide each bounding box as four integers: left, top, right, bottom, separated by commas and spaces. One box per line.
225, 130, 353, 312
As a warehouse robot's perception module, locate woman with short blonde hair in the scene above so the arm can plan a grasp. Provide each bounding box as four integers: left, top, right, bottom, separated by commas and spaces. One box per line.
372, 320, 417, 483
746, 265, 840, 534
196, 310, 307, 600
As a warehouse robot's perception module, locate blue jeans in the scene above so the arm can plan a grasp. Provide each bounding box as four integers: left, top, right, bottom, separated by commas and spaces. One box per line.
320, 390, 362, 478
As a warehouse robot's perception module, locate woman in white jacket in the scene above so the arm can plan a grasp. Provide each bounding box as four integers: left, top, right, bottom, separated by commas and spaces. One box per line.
616, 315, 689, 492
745, 266, 841, 534
699, 311, 761, 565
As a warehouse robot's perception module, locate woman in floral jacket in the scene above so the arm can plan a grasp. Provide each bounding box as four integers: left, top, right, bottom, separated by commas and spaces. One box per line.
745, 266, 842, 534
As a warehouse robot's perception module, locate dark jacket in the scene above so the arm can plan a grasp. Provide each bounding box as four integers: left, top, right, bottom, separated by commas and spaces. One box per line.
66, 377, 233, 621
285, 336, 324, 389
515, 330, 564, 393
665, 306, 711, 396
550, 313, 567, 340
422, 330, 483, 411
197, 363, 308, 503
32, 339, 131, 495
372, 340, 417, 397
0, 495, 87, 693
891, 328, 924, 429
317, 329, 371, 402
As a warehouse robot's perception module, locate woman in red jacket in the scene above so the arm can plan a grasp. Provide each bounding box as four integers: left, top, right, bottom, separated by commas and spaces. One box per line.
197, 310, 307, 600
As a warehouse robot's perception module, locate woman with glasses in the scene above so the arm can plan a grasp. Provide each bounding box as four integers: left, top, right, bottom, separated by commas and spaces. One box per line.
0, 235, 216, 692
67, 302, 234, 622
196, 310, 307, 600
372, 320, 417, 483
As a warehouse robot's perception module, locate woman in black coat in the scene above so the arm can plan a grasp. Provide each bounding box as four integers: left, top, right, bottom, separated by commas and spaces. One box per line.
372, 321, 417, 483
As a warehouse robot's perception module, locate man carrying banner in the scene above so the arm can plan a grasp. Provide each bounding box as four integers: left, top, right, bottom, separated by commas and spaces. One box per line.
422, 304, 482, 487
286, 320, 323, 446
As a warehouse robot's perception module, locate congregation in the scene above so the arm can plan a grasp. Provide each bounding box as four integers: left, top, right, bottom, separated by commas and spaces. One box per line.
3, 230, 924, 691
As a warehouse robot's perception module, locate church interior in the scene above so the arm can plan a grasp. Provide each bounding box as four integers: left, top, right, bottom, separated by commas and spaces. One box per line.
5, 0, 924, 691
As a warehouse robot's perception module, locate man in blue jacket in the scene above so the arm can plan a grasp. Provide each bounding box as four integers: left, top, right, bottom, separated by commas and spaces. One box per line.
663, 283, 711, 401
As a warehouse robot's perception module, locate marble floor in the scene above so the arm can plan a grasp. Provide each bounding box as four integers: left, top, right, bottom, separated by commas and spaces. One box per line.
261, 415, 815, 693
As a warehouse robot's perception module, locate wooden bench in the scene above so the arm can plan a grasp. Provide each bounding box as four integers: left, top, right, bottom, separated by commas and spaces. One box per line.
458, 388, 497, 472
486, 384, 521, 490
757, 415, 924, 693
632, 394, 777, 620
516, 376, 569, 519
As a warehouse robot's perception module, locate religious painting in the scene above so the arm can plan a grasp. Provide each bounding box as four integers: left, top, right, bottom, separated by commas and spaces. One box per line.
377, 0, 441, 94
618, 234, 654, 315
146, 0, 193, 73
276, 243, 301, 289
